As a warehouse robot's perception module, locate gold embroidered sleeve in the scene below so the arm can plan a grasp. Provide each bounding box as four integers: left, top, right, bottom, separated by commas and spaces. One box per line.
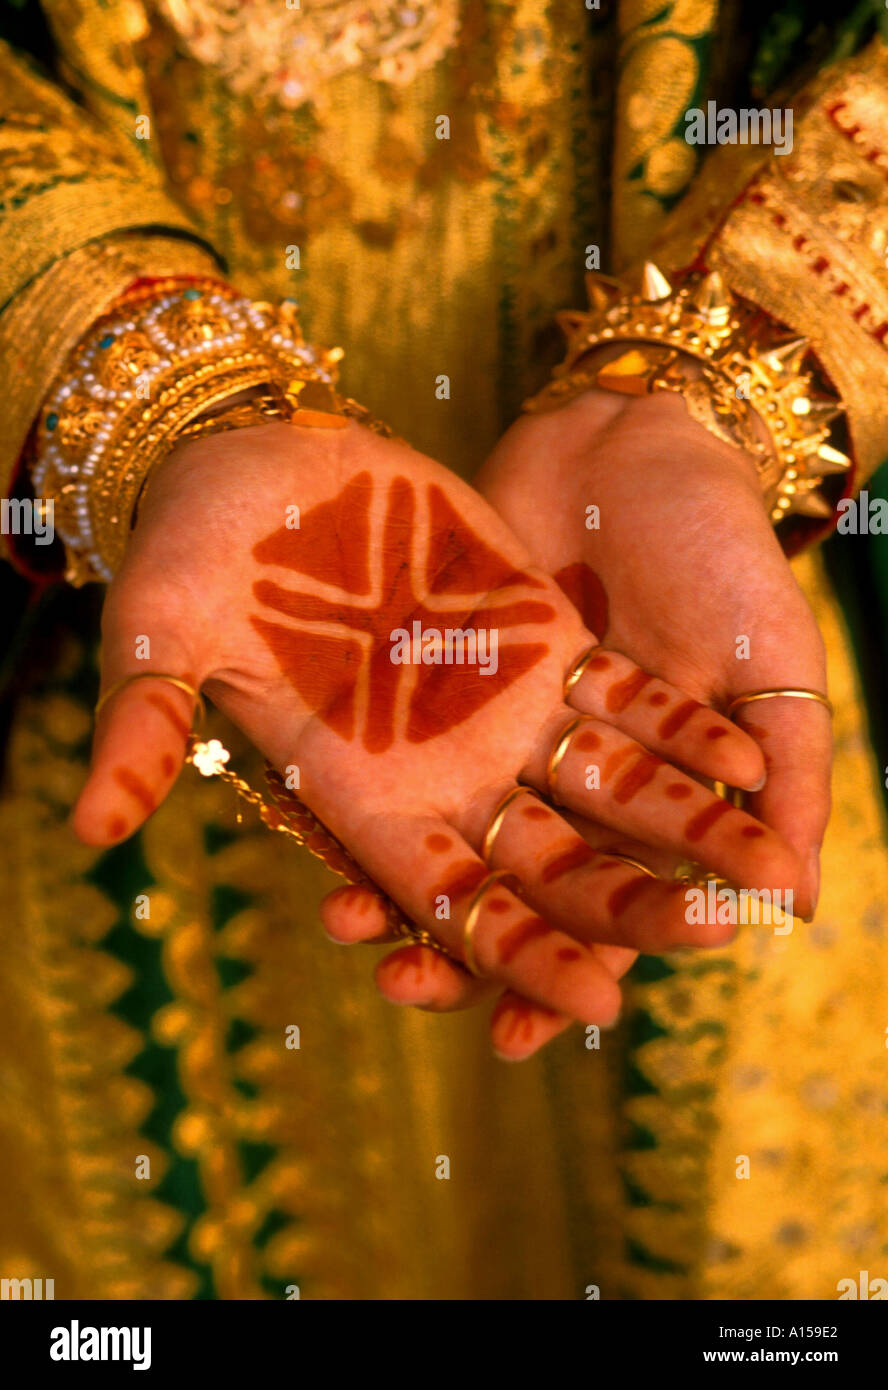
0, 37, 223, 518
650, 37, 888, 493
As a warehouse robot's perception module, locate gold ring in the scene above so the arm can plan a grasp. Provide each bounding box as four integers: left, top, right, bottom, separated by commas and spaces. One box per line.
481, 785, 543, 862
602, 851, 658, 880
727, 688, 832, 720
546, 714, 588, 805
463, 870, 520, 978
564, 644, 603, 699
95, 673, 206, 729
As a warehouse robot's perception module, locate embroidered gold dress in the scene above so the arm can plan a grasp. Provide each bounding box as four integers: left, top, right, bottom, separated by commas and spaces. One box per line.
1, 0, 887, 1299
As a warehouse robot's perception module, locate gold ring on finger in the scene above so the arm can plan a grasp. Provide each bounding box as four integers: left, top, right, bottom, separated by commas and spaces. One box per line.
95, 672, 206, 730
563, 644, 603, 699
462, 870, 521, 978
481, 785, 544, 863
603, 851, 659, 880
545, 714, 590, 806
726, 687, 832, 720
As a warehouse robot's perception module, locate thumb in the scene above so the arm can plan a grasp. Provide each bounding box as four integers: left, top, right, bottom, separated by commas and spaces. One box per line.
72, 609, 206, 847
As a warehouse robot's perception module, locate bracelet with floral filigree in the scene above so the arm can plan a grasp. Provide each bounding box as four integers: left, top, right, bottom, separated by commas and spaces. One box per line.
523, 263, 852, 528
32, 278, 346, 584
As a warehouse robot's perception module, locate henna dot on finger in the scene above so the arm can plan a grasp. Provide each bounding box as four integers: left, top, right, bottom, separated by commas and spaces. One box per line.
426, 833, 453, 853
666, 782, 693, 800
741, 825, 766, 839
161, 753, 176, 777
648, 691, 668, 707
574, 729, 602, 752
523, 804, 553, 821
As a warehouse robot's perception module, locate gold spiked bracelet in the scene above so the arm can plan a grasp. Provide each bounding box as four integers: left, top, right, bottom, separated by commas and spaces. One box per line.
32, 279, 348, 584
523, 263, 851, 526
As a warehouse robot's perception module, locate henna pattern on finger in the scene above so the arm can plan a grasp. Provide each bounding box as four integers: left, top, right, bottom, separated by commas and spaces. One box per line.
435, 861, 488, 903
607, 670, 653, 713
540, 843, 596, 882
603, 745, 636, 780
684, 800, 733, 842
113, 766, 155, 814
659, 699, 699, 738
498, 1003, 536, 1045
251, 474, 553, 752
607, 876, 654, 916
612, 752, 663, 804
146, 691, 191, 740
388, 944, 428, 984
496, 915, 551, 965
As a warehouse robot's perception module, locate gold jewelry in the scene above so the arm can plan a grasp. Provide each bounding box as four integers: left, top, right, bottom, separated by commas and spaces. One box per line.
34, 281, 348, 584
481, 785, 543, 862
546, 714, 589, 805
604, 852, 658, 880
95, 672, 206, 726
564, 644, 604, 699
93, 671, 447, 960
462, 870, 520, 978
674, 862, 731, 890
727, 688, 833, 719
523, 265, 851, 527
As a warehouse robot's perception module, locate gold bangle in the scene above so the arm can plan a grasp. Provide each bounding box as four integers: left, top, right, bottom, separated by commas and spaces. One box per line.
35, 283, 347, 584
546, 714, 588, 805
727, 688, 833, 719
462, 870, 521, 978
523, 264, 851, 527
481, 785, 542, 863
95, 672, 206, 727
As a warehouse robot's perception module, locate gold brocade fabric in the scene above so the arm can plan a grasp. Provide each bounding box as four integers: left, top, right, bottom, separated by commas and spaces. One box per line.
0, 1, 887, 1299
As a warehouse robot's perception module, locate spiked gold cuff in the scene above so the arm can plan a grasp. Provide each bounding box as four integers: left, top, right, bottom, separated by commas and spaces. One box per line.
524, 263, 852, 527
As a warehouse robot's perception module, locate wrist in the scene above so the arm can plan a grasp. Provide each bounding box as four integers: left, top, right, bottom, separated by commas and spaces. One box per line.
525, 266, 851, 534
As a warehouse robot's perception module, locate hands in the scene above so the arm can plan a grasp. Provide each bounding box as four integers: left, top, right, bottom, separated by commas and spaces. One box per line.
71, 415, 795, 1057
476, 381, 830, 916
